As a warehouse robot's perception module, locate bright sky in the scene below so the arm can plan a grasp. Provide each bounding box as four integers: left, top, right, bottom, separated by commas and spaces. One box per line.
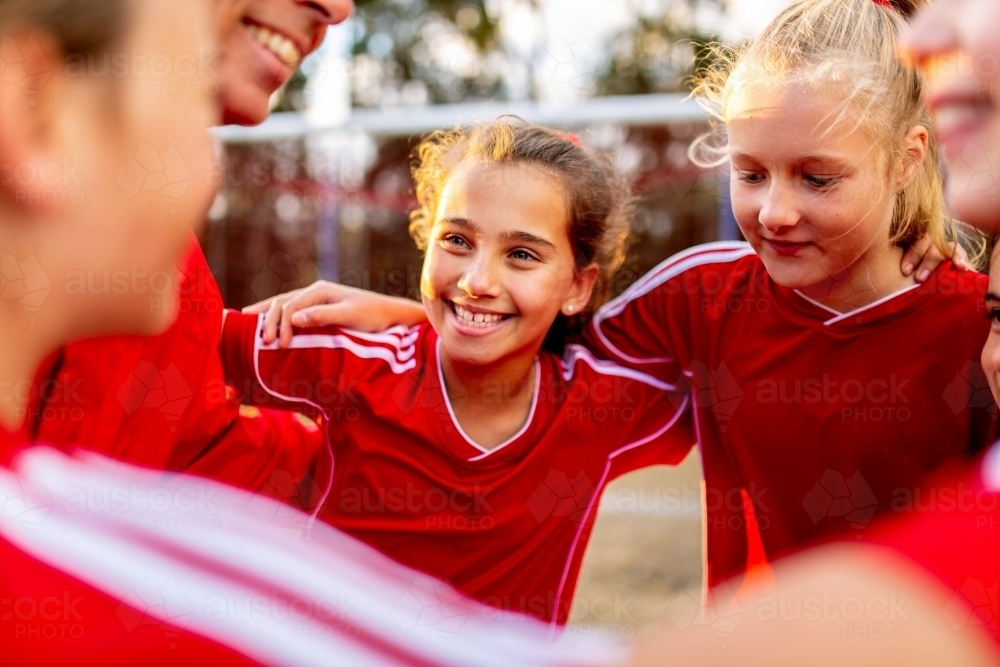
305, 0, 793, 119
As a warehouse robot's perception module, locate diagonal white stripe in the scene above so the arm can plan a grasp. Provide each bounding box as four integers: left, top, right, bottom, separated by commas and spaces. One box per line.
0, 447, 628, 667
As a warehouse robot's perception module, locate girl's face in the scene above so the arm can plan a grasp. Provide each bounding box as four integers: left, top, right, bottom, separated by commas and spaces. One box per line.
16, 0, 219, 337
903, 0, 1000, 230
982, 245, 1000, 405
727, 81, 908, 296
420, 161, 596, 368
216, 0, 353, 125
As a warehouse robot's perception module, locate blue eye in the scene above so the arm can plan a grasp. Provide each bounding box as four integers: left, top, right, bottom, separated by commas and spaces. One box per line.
442, 234, 469, 248
509, 249, 537, 262
738, 172, 764, 184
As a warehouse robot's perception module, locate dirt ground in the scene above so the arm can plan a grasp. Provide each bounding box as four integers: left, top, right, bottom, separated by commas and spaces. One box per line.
567, 451, 704, 639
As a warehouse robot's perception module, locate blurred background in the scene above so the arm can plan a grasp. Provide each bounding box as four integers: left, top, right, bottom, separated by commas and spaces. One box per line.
208, 0, 788, 637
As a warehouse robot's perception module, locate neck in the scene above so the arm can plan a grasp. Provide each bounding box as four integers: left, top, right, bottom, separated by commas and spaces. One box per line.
798, 242, 916, 313
439, 347, 538, 414
0, 306, 58, 434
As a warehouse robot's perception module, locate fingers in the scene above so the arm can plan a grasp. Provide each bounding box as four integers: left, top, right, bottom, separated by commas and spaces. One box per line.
273, 283, 349, 348
261, 295, 291, 345
242, 296, 279, 315
901, 236, 932, 278
951, 242, 972, 271
913, 244, 945, 283
289, 304, 351, 328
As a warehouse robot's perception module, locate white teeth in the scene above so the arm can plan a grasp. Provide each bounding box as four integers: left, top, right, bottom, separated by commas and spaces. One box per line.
453, 304, 505, 328
246, 23, 302, 67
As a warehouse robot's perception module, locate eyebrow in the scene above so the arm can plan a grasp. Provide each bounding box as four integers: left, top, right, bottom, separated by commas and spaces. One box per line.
730, 151, 848, 166
440, 217, 557, 251
986, 292, 1000, 303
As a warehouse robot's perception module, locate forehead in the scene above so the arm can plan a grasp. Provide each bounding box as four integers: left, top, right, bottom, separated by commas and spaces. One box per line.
727, 79, 877, 165
437, 160, 568, 224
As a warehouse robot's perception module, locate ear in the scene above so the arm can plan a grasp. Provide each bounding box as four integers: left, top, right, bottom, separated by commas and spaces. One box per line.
0, 30, 67, 214
561, 263, 599, 316
895, 124, 929, 193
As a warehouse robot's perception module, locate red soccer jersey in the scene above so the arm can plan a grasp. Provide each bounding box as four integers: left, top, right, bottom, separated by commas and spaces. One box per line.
221, 311, 688, 624
867, 443, 1000, 652
585, 241, 996, 587
26, 237, 326, 509
0, 427, 620, 666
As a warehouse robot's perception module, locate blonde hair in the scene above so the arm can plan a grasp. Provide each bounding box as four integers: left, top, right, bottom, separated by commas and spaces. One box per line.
690, 0, 971, 259
409, 117, 634, 351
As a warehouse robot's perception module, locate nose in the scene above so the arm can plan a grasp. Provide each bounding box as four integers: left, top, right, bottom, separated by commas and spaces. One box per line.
296, 0, 353, 25
758, 179, 801, 233
457, 255, 502, 299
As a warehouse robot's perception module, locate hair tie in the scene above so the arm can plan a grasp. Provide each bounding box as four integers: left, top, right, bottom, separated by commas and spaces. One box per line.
872, 0, 894, 8
555, 131, 583, 147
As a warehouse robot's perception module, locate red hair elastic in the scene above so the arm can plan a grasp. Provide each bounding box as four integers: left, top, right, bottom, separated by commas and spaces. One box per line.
872, 0, 894, 8
554, 131, 583, 147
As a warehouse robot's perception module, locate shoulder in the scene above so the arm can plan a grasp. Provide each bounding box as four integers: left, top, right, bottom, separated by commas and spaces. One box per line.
554, 344, 678, 392
599, 241, 762, 317
923, 263, 988, 314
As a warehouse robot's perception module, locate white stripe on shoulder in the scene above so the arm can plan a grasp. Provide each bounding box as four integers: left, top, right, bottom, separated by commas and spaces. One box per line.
257, 319, 419, 373
600, 241, 755, 320
984, 443, 1000, 492
591, 242, 754, 366
560, 344, 678, 392
0, 447, 626, 667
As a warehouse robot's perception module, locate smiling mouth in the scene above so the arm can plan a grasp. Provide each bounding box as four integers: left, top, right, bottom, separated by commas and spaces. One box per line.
243, 20, 303, 67
448, 302, 513, 328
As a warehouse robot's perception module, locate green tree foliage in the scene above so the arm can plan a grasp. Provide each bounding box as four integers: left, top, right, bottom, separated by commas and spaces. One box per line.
350, 0, 517, 106
595, 0, 728, 96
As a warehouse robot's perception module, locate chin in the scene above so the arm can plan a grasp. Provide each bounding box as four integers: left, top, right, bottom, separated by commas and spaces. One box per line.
220, 82, 270, 126
754, 256, 812, 289
947, 184, 1000, 233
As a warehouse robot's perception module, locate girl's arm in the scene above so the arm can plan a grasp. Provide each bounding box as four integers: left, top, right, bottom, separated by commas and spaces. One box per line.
243, 281, 428, 349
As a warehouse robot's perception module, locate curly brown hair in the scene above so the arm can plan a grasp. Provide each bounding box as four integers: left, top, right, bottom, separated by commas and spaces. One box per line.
409, 117, 635, 352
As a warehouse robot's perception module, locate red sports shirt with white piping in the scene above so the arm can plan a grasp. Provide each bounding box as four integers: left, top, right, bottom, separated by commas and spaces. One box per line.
584, 241, 996, 587
220, 312, 690, 624
0, 426, 624, 666
25, 237, 327, 508
866, 443, 1000, 653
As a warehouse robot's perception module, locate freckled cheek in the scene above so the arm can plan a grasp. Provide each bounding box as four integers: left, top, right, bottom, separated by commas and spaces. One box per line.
505, 273, 559, 322
420, 250, 455, 300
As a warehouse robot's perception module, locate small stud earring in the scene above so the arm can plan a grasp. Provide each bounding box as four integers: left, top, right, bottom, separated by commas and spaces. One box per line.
566, 305, 575, 313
